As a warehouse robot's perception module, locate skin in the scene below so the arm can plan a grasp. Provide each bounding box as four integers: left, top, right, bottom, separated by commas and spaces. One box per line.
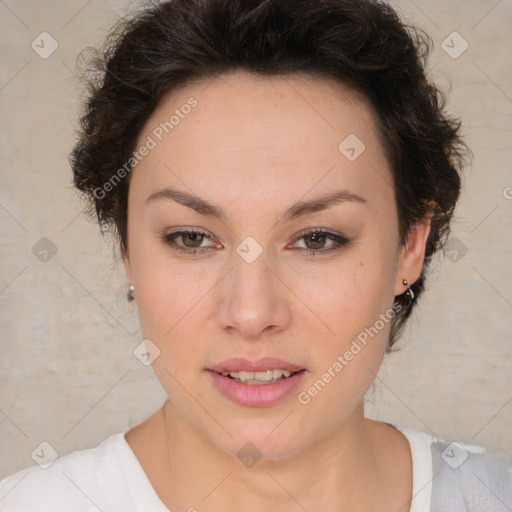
123, 70, 431, 512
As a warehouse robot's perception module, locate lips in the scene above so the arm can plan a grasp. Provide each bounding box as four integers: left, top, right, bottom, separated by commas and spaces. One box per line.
206, 357, 307, 406
207, 357, 305, 374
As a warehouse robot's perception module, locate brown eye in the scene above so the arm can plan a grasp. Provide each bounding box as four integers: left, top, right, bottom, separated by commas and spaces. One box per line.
290, 228, 350, 256
180, 232, 205, 248
163, 229, 216, 254
303, 232, 328, 250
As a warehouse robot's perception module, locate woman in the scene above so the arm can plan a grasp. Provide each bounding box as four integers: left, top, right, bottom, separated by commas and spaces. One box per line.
1, 0, 510, 510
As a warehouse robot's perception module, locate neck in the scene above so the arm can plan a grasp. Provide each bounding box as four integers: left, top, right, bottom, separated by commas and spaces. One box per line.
157, 400, 394, 512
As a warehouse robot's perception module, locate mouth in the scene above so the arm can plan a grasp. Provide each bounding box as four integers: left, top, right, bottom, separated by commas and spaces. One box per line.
217, 368, 304, 385
206, 357, 307, 406
208, 357, 305, 378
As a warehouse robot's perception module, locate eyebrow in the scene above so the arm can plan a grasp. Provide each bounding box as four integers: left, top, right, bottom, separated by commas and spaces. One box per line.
145, 186, 366, 221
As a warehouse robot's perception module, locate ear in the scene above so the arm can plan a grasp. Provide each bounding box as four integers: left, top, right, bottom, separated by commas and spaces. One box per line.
394, 213, 432, 296
122, 250, 132, 284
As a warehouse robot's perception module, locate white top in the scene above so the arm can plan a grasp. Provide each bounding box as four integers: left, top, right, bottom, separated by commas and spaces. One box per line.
1, 425, 511, 511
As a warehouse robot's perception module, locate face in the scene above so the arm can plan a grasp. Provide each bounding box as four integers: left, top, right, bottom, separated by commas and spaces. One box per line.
124, 71, 430, 460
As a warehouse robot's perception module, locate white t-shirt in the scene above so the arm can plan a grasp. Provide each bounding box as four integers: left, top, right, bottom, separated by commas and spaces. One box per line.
1, 425, 511, 511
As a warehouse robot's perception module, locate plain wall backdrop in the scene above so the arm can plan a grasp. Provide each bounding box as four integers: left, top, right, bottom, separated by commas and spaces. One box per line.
0, 0, 511, 479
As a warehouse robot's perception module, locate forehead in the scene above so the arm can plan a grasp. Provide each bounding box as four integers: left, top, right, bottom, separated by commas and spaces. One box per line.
132, 70, 393, 208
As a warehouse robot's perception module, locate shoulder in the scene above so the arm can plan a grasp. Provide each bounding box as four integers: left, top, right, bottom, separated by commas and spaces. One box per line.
395, 424, 512, 512
0, 433, 134, 512
430, 436, 512, 512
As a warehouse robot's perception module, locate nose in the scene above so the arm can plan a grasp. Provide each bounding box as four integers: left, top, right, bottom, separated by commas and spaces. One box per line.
215, 248, 292, 339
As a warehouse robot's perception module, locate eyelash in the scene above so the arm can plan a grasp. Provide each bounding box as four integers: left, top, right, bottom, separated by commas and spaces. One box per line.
162, 227, 350, 257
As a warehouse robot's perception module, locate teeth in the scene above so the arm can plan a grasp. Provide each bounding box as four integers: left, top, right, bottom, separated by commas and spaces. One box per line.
220, 369, 293, 382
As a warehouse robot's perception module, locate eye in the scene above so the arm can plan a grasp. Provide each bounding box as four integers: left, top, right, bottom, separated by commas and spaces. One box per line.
289, 228, 350, 256
163, 228, 219, 254
162, 227, 350, 257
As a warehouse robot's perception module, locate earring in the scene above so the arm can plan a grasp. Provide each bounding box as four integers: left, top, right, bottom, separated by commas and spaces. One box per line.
402, 279, 415, 301
127, 284, 135, 302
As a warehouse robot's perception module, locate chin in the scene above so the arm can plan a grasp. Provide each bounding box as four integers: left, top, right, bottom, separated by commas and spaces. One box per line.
204, 416, 307, 463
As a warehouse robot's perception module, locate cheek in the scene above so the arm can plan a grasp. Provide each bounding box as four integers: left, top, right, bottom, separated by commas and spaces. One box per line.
131, 251, 226, 390
289, 254, 395, 342
134, 276, 210, 399
293, 269, 394, 416
127, 225, 215, 336
288, 248, 397, 403
135, 268, 214, 342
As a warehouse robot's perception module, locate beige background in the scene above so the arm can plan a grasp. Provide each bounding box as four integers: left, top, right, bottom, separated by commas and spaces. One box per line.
0, 0, 511, 479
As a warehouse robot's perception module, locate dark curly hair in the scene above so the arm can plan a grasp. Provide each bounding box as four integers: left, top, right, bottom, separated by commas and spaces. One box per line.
70, 0, 469, 348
